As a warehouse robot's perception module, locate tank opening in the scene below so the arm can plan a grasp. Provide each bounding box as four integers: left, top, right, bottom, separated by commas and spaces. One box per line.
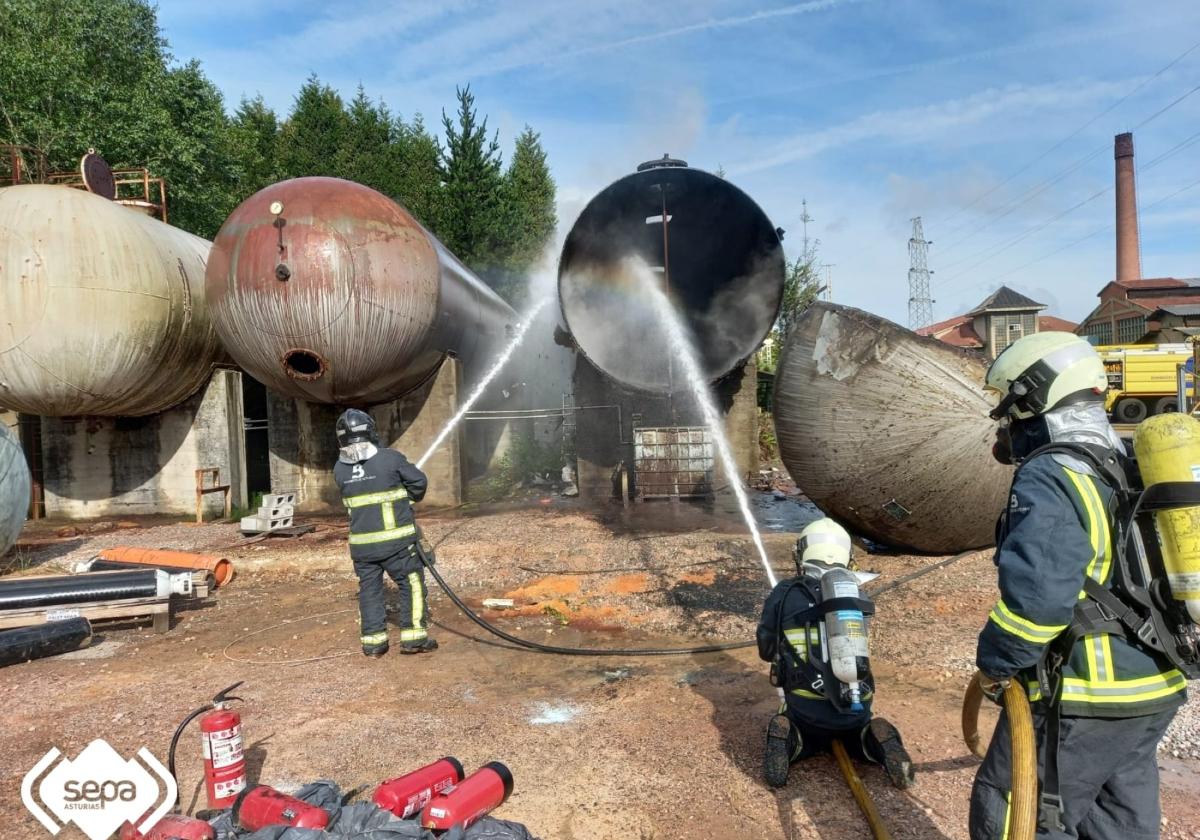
283, 349, 326, 380
558, 165, 785, 392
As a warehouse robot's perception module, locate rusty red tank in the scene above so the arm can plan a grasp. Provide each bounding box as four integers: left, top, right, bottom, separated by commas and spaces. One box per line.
205, 177, 515, 405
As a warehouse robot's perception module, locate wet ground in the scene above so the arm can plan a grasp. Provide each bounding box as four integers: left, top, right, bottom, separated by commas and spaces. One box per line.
2, 494, 1198, 839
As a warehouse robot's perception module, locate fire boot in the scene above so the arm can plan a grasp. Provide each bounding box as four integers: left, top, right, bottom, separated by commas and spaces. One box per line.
764, 714, 793, 788
864, 717, 914, 789
400, 638, 439, 655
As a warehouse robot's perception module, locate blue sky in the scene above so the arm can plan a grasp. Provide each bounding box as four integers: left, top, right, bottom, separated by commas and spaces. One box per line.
157, 0, 1200, 327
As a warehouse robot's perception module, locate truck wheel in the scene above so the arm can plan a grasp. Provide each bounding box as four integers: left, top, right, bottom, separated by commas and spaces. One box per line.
1154, 397, 1179, 415
1115, 398, 1148, 423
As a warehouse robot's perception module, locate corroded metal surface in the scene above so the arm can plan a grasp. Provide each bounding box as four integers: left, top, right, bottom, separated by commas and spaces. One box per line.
0, 184, 221, 416
559, 164, 784, 391
206, 177, 515, 405
774, 302, 1011, 553
0, 422, 30, 555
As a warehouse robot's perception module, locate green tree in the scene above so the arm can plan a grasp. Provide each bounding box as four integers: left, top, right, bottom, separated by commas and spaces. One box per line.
230, 95, 280, 197
760, 249, 823, 373
336, 86, 391, 191
499, 126, 556, 268
277, 75, 349, 179
389, 114, 443, 228
0, 0, 239, 237
437, 85, 504, 268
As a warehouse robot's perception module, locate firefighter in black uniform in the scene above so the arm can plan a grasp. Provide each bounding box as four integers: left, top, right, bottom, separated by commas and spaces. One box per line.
971, 332, 1185, 840
333, 409, 437, 658
757, 517, 913, 789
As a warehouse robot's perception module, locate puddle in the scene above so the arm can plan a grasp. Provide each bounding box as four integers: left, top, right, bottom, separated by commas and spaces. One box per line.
528, 702, 581, 725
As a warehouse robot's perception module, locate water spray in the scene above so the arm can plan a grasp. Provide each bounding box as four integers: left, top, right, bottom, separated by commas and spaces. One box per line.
416, 297, 552, 470
628, 258, 778, 588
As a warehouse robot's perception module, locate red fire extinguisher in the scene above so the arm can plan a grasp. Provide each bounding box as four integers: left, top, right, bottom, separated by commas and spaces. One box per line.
168, 682, 248, 810
372, 757, 464, 819
233, 786, 330, 831
118, 814, 215, 840
421, 762, 513, 832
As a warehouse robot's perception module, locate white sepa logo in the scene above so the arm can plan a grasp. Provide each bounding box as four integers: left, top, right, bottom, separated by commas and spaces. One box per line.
21, 739, 177, 840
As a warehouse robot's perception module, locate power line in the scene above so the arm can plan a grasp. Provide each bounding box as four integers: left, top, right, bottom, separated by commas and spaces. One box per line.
954, 175, 1200, 292
936, 39, 1200, 233
932, 85, 1200, 289
907, 217, 934, 329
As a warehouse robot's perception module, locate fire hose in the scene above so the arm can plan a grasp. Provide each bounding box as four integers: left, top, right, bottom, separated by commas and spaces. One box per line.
962, 674, 1037, 840
830, 739, 891, 840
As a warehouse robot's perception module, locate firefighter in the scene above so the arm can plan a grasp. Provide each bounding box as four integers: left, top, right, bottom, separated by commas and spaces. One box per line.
333, 409, 437, 658
757, 517, 914, 789
971, 332, 1186, 840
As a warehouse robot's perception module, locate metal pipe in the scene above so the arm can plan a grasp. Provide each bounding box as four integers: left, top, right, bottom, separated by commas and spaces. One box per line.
0, 617, 92, 667
558, 160, 784, 392
206, 177, 516, 405
0, 570, 189, 610
85, 559, 216, 593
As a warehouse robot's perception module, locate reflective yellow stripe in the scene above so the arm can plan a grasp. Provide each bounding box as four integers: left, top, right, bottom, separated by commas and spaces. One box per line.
349, 524, 417, 545
408, 571, 424, 631
790, 688, 824, 700
1002, 790, 1012, 840
1026, 680, 1043, 702
1079, 474, 1112, 585
345, 488, 409, 508
1099, 634, 1115, 682
1061, 669, 1187, 704
360, 631, 388, 645
382, 501, 397, 531
988, 600, 1066, 644
1064, 469, 1103, 597
399, 628, 428, 641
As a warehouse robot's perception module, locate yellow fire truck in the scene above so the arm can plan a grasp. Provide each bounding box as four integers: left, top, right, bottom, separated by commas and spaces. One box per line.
1099, 343, 1195, 423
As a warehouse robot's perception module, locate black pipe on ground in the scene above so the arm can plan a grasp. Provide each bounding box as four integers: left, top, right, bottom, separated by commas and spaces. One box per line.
86, 559, 215, 592
0, 570, 159, 610
0, 617, 93, 667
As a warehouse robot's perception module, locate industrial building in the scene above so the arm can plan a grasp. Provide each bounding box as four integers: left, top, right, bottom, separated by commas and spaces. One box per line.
916, 286, 1078, 359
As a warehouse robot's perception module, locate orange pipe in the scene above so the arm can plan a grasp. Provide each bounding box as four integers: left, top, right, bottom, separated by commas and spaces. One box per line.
98, 547, 233, 587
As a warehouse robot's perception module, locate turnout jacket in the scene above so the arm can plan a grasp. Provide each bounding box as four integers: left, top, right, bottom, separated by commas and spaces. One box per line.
333, 448, 428, 562
977, 452, 1187, 718
758, 575, 874, 730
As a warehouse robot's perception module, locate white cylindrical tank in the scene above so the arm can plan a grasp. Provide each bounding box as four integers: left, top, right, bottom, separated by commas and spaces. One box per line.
0, 185, 222, 416
0, 421, 30, 555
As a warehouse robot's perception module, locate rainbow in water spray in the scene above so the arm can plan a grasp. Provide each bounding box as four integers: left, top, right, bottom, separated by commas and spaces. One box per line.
416, 296, 552, 470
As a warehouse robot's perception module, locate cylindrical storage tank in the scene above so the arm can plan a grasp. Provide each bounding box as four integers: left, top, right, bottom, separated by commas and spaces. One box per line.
774, 302, 1011, 553
0, 185, 221, 416
558, 160, 785, 391
205, 177, 516, 404
0, 422, 30, 555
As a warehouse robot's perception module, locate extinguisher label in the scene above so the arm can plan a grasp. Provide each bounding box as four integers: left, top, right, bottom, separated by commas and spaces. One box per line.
206, 725, 244, 769
214, 774, 247, 799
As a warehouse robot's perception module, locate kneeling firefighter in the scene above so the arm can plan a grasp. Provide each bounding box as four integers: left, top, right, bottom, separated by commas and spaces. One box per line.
757, 517, 914, 790
333, 409, 437, 658
972, 331, 1191, 840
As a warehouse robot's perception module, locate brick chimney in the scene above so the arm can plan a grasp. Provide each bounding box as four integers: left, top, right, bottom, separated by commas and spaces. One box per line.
1114, 132, 1141, 283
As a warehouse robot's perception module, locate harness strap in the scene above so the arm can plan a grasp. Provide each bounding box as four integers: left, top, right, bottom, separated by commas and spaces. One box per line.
780, 596, 876, 626
1040, 703, 1067, 833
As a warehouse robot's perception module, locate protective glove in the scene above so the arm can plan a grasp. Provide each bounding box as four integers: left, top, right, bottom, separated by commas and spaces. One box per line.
978, 671, 1011, 705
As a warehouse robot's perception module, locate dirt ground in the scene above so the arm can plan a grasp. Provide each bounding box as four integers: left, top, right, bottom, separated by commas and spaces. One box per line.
3, 495, 1199, 839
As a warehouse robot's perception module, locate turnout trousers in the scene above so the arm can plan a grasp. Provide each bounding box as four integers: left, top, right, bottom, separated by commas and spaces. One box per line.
352, 542, 429, 653
969, 706, 1175, 840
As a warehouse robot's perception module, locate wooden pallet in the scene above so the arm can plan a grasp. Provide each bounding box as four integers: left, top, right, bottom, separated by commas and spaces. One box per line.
0, 595, 171, 632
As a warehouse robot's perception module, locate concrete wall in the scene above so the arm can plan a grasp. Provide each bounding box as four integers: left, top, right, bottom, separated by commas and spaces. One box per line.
39, 369, 246, 518
573, 354, 758, 500
268, 359, 465, 512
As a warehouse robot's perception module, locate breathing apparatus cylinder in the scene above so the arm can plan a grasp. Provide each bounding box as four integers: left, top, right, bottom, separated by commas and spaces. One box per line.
1133, 413, 1200, 623
819, 568, 869, 711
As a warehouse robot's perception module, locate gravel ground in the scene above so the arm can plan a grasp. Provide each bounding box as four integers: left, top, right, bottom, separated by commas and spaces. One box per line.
3, 497, 1199, 839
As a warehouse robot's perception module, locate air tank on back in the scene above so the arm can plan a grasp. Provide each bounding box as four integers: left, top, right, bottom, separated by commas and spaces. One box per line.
0, 185, 221, 416
205, 177, 516, 405
774, 302, 1011, 553
558, 158, 785, 390
0, 422, 31, 555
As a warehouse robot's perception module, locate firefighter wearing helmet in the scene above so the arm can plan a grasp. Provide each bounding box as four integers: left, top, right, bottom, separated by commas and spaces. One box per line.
756, 517, 913, 790
970, 332, 1185, 839
333, 409, 437, 657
